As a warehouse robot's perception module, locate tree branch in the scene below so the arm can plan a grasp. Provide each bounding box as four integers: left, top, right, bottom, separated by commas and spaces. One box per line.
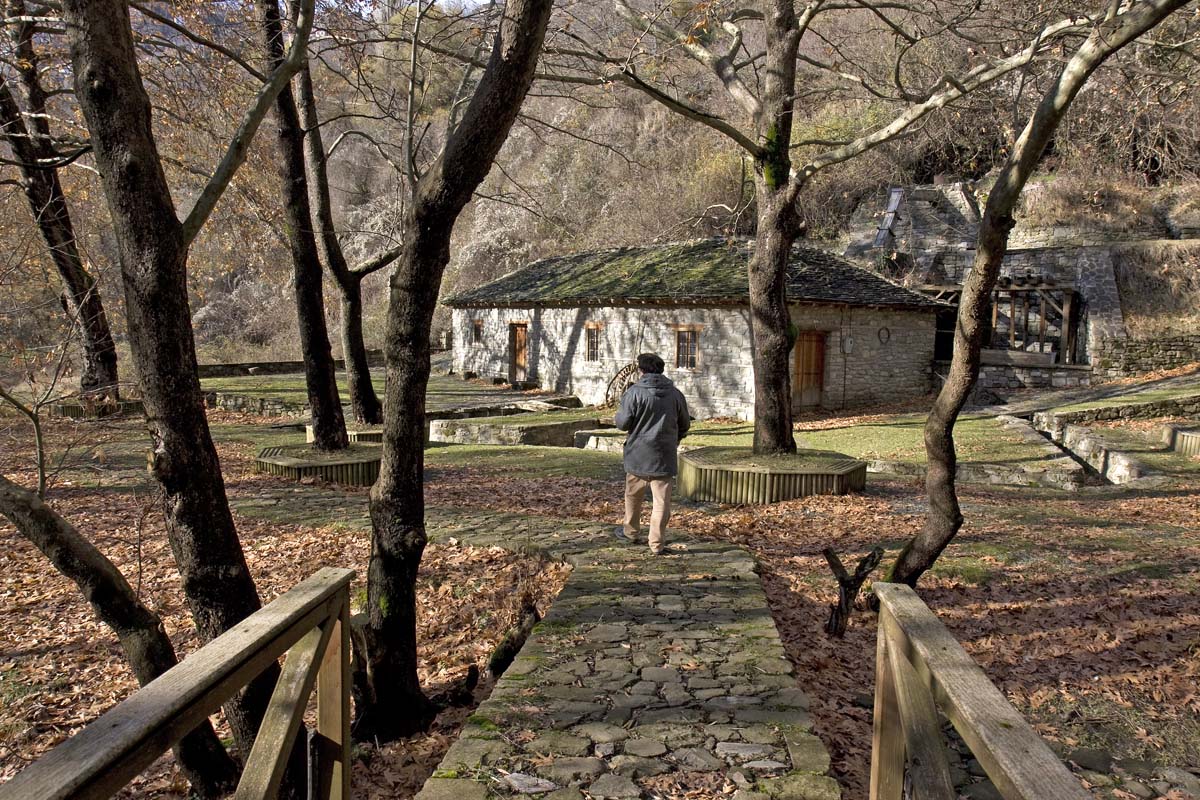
178, 0, 314, 246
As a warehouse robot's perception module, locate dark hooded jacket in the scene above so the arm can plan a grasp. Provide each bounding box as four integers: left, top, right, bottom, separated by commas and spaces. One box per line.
615, 373, 691, 477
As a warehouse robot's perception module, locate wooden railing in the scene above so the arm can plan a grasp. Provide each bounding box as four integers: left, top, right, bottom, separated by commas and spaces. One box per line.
871, 583, 1090, 800
0, 567, 354, 800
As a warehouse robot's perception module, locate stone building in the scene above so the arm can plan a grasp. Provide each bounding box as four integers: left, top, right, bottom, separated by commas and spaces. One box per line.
446, 239, 945, 420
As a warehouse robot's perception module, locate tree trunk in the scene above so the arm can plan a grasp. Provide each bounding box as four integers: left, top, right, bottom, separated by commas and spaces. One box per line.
749, 184, 800, 454
361, 0, 552, 741
0, 475, 239, 798
60, 0, 280, 756
295, 59, 383, 425
340, 277, 382, 424
889, 0, 1191, 586
748, 0, 802, 455
0, 7, 119, 399
257, 0, 347, 450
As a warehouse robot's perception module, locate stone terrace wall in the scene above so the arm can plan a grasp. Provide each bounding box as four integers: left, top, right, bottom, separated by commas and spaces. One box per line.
197, 351, 385, 378
1093, 335, 1200, 378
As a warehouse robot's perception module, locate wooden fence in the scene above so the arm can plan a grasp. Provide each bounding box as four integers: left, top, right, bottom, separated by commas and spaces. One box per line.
870, 582, 1090, 800
0, 567, 354, 800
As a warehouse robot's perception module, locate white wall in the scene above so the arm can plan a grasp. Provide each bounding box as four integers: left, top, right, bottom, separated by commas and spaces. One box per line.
451, 304, 936, 419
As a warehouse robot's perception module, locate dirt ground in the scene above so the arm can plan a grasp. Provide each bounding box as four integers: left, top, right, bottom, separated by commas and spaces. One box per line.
2, 409, 1198, 799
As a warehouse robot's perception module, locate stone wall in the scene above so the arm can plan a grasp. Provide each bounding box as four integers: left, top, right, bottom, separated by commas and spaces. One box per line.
197, 350, 386, 378
451, 304, 937, 420
1092, 335, 1200, 378
974, 362, 1092, 392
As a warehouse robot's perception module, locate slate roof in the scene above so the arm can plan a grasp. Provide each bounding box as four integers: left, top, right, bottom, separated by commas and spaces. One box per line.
445, 238, 944, 311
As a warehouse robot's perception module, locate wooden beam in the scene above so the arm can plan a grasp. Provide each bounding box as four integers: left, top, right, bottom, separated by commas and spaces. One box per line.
870, 612, 905, 800
884, 619, 958, 800
0, 568, 355, 800
315, 599, 352, 800
874, 584, 1091, 800
234, 620, 335, 799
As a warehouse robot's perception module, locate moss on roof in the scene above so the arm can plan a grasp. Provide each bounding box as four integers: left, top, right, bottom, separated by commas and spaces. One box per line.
445, 238, 943, 310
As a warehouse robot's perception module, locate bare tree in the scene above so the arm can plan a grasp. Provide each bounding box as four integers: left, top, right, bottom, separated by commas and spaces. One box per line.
357, 0, 553, 740
257, 0, 348, 450
295, 57, 398, 425
0, 0, 120, 401
890, 0, 1194, 586
59, 0, 315, 759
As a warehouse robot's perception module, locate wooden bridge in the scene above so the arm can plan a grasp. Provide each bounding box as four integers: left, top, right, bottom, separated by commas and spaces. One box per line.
0, 570, 1089, 800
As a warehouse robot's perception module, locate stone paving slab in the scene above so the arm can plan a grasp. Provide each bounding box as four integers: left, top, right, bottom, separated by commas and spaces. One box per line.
229, 487, 840, 800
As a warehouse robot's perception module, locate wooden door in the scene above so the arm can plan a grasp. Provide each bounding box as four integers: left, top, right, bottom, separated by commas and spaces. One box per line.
793, 331, 826, 410
509, 323, 528, 383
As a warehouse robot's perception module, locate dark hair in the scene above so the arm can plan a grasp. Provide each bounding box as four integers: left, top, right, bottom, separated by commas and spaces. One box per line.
637, 352, 665, 374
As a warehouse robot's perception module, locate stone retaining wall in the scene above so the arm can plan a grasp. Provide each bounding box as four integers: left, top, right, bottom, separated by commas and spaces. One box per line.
975, 363, 1092, 393
1058, 425, 1148, 484
203, 392, 307, 416
1093, 335, 1200, 378
1032, 393, 1200, 440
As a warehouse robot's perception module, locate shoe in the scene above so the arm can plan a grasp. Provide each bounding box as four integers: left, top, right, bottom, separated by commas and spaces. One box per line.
614, 527, 634, 542
649, 547, 665, 556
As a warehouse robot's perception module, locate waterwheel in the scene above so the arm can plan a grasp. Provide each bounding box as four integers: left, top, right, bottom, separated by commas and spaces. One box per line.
604, 362, 640, 407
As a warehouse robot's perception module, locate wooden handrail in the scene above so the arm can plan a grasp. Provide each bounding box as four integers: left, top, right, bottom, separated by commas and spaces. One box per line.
870, 582, 1090, 800
1, 567, 354, 800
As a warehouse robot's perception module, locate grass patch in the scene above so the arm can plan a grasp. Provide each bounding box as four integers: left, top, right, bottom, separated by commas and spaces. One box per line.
682, 415, 1039, 466
1055, 386, 1200, 414
425, 443, 622, 480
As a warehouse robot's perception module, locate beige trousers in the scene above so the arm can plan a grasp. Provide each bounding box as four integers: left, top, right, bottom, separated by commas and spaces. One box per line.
623, 473, 672, 553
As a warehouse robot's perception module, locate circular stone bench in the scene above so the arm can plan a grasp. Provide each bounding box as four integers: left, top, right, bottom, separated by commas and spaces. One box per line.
678, 446, 867, 504
255, 443, 382, 486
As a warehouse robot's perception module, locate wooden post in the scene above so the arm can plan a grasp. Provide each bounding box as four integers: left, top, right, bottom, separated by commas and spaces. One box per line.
316, 596, 351, 800
870, 607, 905, 800
1037, 291, 1047, 353
990, 293, 999, 346
1021, 293, 1030, 350
1062, 290, 1076, 364
1003, 291, 1012, 347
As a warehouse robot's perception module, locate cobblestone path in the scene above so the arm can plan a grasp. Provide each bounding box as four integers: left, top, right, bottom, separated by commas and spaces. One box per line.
231, 489, 841, 800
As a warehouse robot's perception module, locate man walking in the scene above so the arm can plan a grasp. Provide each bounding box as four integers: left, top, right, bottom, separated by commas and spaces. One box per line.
615, 352, 691, 555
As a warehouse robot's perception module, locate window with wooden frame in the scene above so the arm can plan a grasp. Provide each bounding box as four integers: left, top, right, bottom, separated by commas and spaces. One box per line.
471, 319, 483, 345
675, 329, 699, 369
585, 324, 602, 362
